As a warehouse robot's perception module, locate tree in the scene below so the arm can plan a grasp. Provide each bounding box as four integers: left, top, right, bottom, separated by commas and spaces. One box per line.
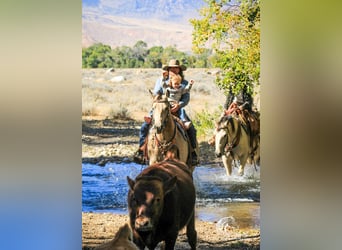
145, 46, 164, 68
190, 0, 260, 96
82, 43, 112, 68
132, 40, 148, 67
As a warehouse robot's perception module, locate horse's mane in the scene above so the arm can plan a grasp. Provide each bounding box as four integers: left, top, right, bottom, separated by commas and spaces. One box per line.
153, 93, 169, 103
218, 115, 236, 133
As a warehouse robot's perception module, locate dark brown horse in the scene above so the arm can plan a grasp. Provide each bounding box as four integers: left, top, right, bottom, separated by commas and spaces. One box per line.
127, 159, 197, 250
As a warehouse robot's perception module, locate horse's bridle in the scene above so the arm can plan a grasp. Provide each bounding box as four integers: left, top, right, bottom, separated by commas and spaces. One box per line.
218, 117, 242, 153
152, 99, 170, 133
154, 122, 177, 157
152, 99, 177, 157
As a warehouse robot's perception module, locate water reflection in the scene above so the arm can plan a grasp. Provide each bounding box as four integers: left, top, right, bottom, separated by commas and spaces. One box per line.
82, 162, 260, 229
196, 202, 260, 229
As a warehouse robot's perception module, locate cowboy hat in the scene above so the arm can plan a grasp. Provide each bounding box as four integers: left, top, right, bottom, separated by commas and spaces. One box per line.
162, 59, 187, 71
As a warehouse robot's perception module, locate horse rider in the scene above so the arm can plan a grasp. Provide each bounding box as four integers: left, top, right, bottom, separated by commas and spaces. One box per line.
209, 84, 260, 149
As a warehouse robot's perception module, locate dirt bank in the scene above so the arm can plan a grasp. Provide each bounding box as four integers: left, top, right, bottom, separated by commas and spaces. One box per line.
82, 118, 220, 166
82, 212, 260, 249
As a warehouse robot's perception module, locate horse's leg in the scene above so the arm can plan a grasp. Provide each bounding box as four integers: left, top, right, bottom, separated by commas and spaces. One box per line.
238, 155, 249, 176
222, 154, 233, 176
175, 133, 189, 165
186, 211, 197, 250
253, 137, 261, 166
147, 144, 158, 166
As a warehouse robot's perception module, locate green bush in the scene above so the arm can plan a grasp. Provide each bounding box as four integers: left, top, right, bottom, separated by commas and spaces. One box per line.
193, 106, 222, 138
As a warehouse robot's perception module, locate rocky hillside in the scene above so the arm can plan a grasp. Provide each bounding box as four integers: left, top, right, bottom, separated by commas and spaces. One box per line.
82, 0, 206, 52
83, 0, 203, 20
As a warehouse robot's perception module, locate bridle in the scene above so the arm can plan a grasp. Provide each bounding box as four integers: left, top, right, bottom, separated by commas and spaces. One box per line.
152, 99, 170, 133
151, 99, 177, 158
217, 116, 242, 153
153, 122, 177, 158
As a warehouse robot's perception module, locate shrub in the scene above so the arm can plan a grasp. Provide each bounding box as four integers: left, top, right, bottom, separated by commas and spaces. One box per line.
193, 106, 222, 138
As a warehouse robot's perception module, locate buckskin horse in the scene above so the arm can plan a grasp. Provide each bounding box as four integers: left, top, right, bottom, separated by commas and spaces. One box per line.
214, 115, 260, 176
94, 223, 138, 250
147, 93, 195, 169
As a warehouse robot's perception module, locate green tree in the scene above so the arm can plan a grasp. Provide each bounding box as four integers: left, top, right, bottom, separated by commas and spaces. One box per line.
190, 0, 260, 95
145, 46, 164, 68
132, 40, 148, 67
82, 40, 214, 69
82, 43, 113, 68
161, 46, 188, 66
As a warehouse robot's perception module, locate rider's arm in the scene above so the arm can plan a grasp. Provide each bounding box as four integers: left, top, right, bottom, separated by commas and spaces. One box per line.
153, 77, 164, 95
178, 80, 190, 108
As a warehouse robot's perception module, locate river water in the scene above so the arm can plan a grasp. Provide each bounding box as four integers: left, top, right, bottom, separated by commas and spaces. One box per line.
82, 162, 260, 229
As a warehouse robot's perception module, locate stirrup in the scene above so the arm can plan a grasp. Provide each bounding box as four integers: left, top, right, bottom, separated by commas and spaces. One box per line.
133, 150, 144, 164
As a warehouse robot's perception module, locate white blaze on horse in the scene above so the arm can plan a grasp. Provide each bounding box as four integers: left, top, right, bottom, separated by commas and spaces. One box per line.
147, 93, 195, 169
214, 115, 260, 176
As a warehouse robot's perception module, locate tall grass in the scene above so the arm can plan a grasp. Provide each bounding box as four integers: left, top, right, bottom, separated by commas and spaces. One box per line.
82, 68, 227, 125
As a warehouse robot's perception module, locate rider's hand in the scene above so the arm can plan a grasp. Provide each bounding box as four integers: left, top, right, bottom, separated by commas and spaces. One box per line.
171, 103, 180, 113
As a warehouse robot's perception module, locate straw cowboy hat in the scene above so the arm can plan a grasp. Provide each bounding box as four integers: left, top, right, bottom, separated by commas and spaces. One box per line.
162, 59, 187, 71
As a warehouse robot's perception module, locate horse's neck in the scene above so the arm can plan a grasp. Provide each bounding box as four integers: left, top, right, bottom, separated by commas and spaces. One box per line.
227, 118, 240, 140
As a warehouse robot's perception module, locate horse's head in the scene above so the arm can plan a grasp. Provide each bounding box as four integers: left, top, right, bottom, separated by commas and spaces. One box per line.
152, 95, 170, 133
214, 116, 237, 157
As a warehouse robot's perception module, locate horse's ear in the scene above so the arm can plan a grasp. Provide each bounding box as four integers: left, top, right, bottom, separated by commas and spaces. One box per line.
166, 89, 170, 98
149, 89, 154, 98
127, 176, 135, 191
153, 94, 162, 102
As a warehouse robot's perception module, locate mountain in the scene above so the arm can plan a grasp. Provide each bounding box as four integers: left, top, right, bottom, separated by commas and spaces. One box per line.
82, 0, 205, 52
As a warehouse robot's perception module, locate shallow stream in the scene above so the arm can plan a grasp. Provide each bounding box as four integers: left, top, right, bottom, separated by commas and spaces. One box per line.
82, 162, 260, 229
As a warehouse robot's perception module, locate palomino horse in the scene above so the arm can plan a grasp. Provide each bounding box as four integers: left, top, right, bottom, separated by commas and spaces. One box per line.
214, 115, 260, 176
147, 94, 194, 169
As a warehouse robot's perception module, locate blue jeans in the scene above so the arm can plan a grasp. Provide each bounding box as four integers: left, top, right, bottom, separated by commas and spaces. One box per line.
139, 121, 150, 147
178, 108, 189, 122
